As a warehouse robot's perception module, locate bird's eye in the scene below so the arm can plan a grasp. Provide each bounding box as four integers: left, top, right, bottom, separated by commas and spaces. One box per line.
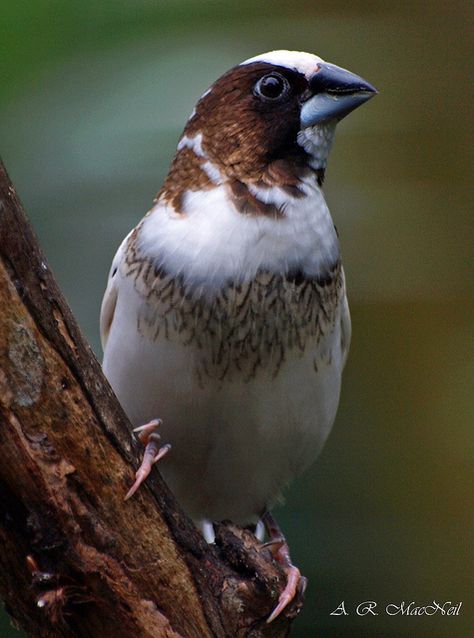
254, 73, 290, 101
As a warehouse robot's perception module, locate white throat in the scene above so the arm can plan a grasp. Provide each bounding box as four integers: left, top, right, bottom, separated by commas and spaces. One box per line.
297, 122, 337, 170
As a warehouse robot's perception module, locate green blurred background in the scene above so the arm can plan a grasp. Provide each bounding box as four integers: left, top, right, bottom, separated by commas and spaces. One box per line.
1, 1, 472, 636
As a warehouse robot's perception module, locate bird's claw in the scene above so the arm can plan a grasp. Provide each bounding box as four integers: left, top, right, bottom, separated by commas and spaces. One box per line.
132, 418, 163, 441
125, 419, 171, 500
261, 511, 307, 623
267, 565, 307, 623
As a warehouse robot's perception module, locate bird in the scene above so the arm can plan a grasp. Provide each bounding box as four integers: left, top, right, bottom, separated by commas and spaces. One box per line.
100, 49, 376, 622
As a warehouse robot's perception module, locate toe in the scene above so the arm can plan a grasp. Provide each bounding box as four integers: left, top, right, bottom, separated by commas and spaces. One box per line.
266, 565, 302, 623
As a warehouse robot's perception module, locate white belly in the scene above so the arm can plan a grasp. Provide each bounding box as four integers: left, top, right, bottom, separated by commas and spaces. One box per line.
103, 280, 343, 524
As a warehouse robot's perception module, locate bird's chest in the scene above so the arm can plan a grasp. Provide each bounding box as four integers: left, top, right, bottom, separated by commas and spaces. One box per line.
105, 253, 346, 522
107, 269, 345, 522
131, 265, 343, 386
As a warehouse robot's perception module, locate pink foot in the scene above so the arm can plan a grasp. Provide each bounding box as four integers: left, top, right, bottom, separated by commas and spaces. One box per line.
261, 512, 307, 623
125, 419, 171, 500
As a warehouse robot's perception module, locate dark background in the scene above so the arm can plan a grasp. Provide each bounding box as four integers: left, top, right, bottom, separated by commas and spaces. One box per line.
1, 2, 472, 636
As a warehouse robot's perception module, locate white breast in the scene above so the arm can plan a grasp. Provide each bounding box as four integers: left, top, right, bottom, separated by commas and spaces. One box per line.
138, 175, 339, 292
102, 177, 347, 525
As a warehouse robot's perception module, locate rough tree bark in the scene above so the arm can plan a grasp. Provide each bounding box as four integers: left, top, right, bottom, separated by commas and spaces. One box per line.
0, 160, 302, 638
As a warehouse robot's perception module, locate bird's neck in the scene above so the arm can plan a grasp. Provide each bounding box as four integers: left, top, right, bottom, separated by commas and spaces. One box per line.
157, 129, 329, 217
142, 125, 341, 292
140, 172, 339, 294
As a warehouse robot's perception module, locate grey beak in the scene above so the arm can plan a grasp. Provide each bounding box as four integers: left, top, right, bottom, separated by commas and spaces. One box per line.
300, 63, 377, 127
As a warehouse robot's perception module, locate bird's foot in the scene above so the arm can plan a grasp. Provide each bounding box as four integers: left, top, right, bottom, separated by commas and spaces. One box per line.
125, 419, 171, 500
266, 546, 306, 623
262, 511, 307, 623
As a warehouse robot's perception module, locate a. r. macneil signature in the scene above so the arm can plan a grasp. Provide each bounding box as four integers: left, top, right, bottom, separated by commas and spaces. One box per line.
330, 600, 462, 616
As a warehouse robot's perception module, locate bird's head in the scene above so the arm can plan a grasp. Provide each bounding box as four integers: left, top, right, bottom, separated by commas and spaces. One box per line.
159, 50, 377, 215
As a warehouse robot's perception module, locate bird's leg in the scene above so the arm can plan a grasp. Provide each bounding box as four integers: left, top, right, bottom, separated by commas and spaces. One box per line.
261, 510, 307, 623
124, 419, 171, 500
254, 518, 265, 541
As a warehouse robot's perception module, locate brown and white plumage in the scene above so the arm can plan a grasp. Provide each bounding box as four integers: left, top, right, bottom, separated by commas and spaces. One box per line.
100, 49, 375, 616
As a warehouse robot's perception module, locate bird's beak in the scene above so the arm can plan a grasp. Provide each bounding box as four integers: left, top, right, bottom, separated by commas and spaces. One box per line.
300, 63, 377, 128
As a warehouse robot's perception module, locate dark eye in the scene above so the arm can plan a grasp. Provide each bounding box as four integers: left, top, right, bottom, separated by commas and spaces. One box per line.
254, 73, 290, 101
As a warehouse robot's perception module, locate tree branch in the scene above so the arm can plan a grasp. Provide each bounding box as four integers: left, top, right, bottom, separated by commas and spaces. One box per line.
0, 159, 299, 637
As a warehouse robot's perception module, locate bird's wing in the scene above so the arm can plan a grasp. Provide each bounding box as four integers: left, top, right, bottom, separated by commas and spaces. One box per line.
340, 268, 352, 369
100, 236, 128, 351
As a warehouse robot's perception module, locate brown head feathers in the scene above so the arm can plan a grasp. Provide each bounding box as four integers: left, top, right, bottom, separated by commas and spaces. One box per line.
157, 61, 324, 215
